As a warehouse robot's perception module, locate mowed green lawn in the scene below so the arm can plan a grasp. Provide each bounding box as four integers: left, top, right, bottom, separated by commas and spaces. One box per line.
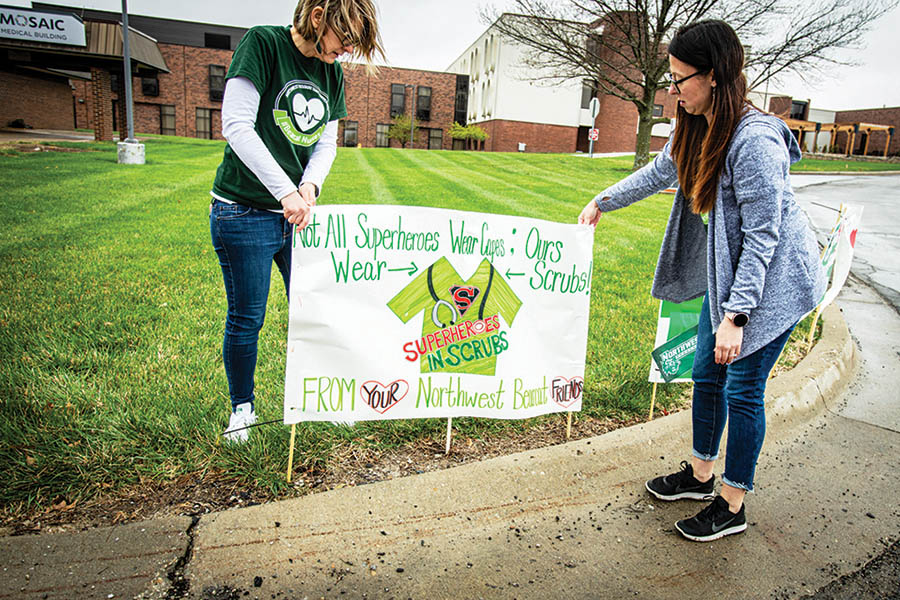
790, 157, 900, 172
0, 137, 816, 512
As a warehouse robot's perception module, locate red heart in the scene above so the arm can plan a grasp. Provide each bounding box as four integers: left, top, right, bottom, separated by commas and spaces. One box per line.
359, 379, 409, 414
550, 376, 584, 408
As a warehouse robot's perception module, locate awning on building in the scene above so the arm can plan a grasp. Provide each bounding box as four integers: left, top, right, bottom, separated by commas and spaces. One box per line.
1, 19, 169, 74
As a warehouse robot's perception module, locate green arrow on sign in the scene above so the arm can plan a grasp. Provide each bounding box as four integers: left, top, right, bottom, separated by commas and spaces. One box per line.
388, 261, 418, 276
505, 268, 524, 278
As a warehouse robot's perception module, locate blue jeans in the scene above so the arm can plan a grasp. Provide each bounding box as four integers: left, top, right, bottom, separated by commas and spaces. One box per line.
691, 295, 795, 492
210, 200, 292, 411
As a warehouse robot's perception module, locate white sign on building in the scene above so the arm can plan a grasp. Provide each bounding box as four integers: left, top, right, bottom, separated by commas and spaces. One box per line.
0, 6, 86, 47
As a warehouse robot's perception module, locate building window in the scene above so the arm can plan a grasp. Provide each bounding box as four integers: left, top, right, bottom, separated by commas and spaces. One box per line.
209, 65, 226, 102
581, 79, 597, 109
416, 86, 432, 121
141, 75, 159, 97
455, 75, 469, 126
376, 123, 390, 147
196, 108, 212, 139
343, 120, 358, 147
652, 104, 664, 117
160, 105, 175, 136
110, 72, 119, 92
204, 33, 230, 50
428, 128, 442, 150
390, 83, 406, 117
790, 100, 808, 121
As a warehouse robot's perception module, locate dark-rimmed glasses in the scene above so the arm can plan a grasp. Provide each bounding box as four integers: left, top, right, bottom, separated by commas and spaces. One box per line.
332, 25, 360, 49
667, 70, 706, 94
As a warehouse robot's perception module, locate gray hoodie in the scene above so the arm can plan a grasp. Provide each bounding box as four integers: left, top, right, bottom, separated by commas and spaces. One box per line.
593, 109, 827, 359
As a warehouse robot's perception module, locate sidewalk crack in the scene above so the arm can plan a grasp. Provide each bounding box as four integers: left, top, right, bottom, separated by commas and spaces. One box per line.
815, 379, 900, 435
164, 515, 200, 599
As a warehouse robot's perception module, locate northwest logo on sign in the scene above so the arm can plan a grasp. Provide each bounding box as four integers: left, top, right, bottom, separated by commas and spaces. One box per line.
388, 257, 523, 376
272, 80, 329, 146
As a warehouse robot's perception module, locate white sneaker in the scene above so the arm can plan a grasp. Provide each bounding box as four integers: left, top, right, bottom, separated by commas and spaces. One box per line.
223, 402, 257, 443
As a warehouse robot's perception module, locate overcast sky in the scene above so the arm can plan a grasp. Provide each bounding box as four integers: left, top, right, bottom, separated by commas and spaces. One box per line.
7, 0, 900, 111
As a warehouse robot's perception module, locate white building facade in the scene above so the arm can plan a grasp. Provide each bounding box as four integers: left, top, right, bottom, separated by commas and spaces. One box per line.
447, 19, 597, 153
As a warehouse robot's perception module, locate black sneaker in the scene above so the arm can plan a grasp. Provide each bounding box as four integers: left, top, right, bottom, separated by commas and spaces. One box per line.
645, 461, 716, 501
675, 495, 747, 542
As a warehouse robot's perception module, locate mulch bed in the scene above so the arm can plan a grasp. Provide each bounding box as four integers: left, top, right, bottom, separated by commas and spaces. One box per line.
0, 412, 663, 536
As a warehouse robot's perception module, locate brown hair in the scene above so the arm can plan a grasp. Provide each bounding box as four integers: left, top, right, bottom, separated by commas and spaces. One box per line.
293, 0, 385, 65
669, 20, 749, 214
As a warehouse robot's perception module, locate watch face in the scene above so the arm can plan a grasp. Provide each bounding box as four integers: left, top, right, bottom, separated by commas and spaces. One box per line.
733, 312, 749, 327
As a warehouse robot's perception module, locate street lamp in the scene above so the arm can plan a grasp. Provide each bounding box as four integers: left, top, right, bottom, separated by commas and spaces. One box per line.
405, 84, 416, 149
117, 0, 145, 164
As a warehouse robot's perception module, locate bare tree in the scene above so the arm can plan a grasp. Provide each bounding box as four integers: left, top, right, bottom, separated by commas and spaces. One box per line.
484, 0, 897, 168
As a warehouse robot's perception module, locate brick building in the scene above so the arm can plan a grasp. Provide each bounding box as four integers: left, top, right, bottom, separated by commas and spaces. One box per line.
833, 106, 900, 157
761, 91, 898, 157
2, 3, 467, 148
1, 3, 171, 141
340, 65, 467, 150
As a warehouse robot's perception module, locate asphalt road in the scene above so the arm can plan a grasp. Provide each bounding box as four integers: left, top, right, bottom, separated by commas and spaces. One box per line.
794, 173, 900, 599
793, 173, 900, 314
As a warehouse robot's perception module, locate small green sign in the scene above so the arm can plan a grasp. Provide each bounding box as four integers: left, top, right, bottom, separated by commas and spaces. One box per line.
651, 325, 698, 383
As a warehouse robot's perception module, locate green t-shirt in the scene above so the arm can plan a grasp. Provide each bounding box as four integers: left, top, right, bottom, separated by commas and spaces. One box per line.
212, 25, 347, 210
388, 257, 523, 376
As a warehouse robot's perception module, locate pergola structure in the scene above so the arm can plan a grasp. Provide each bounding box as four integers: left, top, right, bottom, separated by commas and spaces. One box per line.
783, 118, 895, 157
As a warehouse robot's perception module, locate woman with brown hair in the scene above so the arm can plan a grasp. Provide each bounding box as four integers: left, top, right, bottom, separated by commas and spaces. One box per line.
579, 20, 826, 542
210, 0, 383, 443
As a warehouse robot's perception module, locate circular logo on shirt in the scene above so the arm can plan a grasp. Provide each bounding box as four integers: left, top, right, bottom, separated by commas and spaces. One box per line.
272, 80, 330, 146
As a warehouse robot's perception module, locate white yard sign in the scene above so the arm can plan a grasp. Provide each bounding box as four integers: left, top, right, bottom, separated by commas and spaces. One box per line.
284, 205, 594, 424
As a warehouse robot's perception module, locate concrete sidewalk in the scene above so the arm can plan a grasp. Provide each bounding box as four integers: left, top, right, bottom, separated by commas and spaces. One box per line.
5, 294, 898, 600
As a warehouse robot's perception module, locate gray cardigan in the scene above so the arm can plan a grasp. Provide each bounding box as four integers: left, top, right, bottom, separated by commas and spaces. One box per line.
593, 110, 827, 359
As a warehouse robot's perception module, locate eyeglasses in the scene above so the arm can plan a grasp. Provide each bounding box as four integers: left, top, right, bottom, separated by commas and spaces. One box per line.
332, 25, 360, 49
667, 70, 706, 94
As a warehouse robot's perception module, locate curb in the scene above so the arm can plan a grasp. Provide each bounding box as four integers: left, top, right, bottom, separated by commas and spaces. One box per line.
765, 302, 856, 429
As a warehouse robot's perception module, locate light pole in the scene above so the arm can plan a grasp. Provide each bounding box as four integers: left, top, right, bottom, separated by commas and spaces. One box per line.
117, 0, 145, 164
405, 83, 416, 149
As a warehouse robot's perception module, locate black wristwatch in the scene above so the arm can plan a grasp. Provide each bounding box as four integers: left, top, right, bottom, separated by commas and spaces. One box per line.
725, 312, 749, 327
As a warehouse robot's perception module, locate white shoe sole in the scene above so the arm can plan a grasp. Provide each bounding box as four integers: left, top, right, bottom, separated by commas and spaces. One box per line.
645, 481, 715, 501
223, 430, 249, 443
675, 521, 747, 542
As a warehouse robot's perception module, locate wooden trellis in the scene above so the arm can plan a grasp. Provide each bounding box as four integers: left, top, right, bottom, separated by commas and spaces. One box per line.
783, 118, 895, 158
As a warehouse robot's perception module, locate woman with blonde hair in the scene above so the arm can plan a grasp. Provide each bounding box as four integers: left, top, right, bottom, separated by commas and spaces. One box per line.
579, 20, 826, 542
211, 0, 383, 442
